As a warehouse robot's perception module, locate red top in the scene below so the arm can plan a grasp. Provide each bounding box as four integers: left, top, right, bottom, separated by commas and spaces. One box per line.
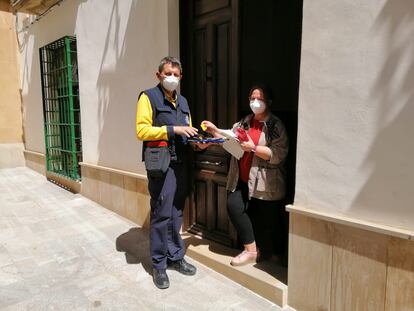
238, 119, 263, 183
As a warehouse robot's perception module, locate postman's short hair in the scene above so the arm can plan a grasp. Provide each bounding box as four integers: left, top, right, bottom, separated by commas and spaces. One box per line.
158, 56, 182, 74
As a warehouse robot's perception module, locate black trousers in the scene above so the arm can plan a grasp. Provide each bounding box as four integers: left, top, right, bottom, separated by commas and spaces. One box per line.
227, 181, 288, 259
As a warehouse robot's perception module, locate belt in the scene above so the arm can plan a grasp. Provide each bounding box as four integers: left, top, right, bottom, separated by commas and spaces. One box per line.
146, 141, 168, 147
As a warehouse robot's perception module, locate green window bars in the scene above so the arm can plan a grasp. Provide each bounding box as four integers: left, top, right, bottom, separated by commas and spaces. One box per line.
39, 36, 82, 181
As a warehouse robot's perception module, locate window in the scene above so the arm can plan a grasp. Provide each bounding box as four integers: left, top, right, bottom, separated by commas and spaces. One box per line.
39, 36, 82, 180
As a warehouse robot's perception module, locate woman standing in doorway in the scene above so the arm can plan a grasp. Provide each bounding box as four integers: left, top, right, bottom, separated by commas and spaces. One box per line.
202, 85, 289, 266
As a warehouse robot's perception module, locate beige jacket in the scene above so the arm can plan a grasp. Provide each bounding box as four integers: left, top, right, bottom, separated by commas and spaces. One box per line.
226, 113, 289, 201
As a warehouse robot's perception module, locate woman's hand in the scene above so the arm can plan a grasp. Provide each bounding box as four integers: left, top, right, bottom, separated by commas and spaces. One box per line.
201, 120, 218, 135
240, 134, 256, 152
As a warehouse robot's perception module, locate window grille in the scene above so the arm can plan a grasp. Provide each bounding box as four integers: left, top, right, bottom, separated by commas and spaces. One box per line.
39, 36, 82, 180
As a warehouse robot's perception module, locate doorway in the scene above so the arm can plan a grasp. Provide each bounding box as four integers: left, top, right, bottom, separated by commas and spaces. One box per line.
180, 0, 302, 253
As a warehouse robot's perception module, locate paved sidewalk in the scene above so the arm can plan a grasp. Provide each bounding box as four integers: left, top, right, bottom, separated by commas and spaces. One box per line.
0, 167, 287, 311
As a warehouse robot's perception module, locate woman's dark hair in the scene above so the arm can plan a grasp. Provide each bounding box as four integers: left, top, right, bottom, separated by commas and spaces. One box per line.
245, 84, 279, 141
248, 84, 273, 106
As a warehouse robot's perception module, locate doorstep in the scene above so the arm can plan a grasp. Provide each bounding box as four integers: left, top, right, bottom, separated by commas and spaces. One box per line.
182, 233, 288, 308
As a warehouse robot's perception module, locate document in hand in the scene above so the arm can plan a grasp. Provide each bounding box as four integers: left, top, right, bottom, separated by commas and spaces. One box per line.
217, 129, 244, 160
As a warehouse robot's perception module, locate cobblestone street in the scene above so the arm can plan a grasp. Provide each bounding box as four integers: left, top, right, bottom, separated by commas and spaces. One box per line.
0, 167, 287, 311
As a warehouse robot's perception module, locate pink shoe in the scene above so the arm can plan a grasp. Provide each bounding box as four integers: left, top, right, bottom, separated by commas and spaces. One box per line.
230, 250, 260, 266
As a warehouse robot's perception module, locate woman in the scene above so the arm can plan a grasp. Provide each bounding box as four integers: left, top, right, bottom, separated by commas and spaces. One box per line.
202, 85, 289, 266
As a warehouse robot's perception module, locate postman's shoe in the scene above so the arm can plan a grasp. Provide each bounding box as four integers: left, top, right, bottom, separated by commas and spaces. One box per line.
230, 250, 260, 266
152, 269, 169, 289
169, 258, 197, 276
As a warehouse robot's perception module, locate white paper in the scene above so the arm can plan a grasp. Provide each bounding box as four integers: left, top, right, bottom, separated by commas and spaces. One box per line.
217, 129, 244, 160
218, 129, 237, 139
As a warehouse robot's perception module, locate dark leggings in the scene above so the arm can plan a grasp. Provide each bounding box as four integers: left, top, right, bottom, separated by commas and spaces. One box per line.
227, 181, 288, 259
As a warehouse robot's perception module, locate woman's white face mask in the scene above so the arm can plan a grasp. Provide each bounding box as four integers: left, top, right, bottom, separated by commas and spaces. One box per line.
249, 99, 266, 114
162, 75, 180, 92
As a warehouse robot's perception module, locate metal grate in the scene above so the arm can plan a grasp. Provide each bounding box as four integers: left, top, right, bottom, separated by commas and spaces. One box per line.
39, 36, 82, 181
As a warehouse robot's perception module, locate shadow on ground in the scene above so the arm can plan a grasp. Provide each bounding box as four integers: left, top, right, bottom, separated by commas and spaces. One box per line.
115, 227, 152, 275
254, 260, 288, 285
116, 227, 287, 284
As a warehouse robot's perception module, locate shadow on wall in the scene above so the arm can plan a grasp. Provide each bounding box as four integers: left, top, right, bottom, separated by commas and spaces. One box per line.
351, 0, 414, 231
96, 0, 153, 172
19, 0, 86, 152
20, 24, 40, 150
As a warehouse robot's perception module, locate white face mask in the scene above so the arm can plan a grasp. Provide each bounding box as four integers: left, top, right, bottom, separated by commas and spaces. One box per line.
162, 75, 180, 92
249, 99, 266, 114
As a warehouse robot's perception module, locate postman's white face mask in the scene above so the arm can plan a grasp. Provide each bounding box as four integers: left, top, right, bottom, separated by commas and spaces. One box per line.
162, 75, 180, 92
249, 99, 266, 114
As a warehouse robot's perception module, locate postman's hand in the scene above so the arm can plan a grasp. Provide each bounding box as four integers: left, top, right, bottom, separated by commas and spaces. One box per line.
173, 126, 198, 137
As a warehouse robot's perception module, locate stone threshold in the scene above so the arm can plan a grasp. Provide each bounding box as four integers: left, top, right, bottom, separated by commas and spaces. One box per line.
182, 233, 288, 308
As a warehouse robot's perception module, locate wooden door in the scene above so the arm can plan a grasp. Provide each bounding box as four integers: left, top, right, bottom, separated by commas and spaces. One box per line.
180, 0, 239, 246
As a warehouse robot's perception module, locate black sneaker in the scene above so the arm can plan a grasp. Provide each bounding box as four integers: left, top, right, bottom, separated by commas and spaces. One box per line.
152, 269, 169, 289
169, 258, 197, 276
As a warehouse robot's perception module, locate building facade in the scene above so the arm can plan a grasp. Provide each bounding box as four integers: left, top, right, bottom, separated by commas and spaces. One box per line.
0, 1, 25, 168
288, 1, 414, 310
1, 0, 413, 310
19, 0, 180, 227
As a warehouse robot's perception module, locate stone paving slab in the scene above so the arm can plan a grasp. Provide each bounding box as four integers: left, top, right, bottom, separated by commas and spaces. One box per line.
0, 167, 290, 311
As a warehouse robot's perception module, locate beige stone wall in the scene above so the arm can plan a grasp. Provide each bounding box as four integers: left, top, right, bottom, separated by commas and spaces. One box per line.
0, 6, 25, 168
23, 150, 45, 175
288, 213, 414, 311
81, 164, 150, 228
0, 8, 23, 144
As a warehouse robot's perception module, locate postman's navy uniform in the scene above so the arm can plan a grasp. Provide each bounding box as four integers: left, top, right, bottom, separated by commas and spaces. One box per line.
137, 84, 191, 270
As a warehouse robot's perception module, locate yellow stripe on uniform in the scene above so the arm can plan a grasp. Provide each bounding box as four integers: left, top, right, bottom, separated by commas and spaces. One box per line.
136, 93, 168, 141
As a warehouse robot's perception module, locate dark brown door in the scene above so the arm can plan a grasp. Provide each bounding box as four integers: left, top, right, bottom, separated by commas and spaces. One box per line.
180, 0, 239, 246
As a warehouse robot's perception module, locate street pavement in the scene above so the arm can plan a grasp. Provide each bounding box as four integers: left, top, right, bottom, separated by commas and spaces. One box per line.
0, 167, 290, 311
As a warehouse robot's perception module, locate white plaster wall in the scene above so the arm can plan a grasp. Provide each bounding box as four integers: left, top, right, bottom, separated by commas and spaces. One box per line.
19, 1, 79, 154
295, 0, 414, 231
19, 0, 180, 174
